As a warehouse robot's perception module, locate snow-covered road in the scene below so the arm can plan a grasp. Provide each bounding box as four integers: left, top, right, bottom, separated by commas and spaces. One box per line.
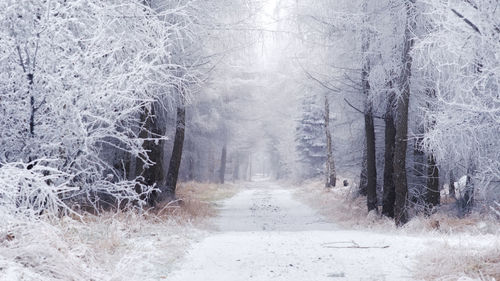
167, 181, 426, 281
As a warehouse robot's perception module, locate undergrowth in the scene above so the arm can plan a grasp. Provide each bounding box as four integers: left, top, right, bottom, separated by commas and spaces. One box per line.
0, 181, 236, 281
292, 178, 500, 281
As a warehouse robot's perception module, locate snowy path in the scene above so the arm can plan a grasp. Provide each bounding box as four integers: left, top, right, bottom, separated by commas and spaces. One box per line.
167, 181, 426, 281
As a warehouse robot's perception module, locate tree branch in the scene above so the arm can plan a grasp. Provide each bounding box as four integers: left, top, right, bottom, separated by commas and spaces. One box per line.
451, 9, 481, 35
343, 98, 385, 120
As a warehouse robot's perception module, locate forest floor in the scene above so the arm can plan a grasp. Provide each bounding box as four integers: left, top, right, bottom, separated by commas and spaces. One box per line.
167, 178, 499, 281
1, 180, 498, 280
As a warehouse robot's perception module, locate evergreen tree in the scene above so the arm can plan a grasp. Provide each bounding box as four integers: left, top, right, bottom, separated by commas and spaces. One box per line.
295, 91, 327, 178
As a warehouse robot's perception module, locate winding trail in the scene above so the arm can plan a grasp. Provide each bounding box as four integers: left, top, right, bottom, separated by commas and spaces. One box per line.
167, 180, 426, 281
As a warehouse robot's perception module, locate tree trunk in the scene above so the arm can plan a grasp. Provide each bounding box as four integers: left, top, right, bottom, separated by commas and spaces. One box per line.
449, 170, 455, 198
136, 104, 165, 205
425, 154, 440, 214
162, 105, 186, 201
359, 142, 368, 196
324, 95, 336, 187
365, 110, 377, 212
361, 0, 377, 212
425, 89, 440, 214
382, 90, 396, 218
219, 144, 227, 184
394, 0, 416, 226
463, 162, 475, 214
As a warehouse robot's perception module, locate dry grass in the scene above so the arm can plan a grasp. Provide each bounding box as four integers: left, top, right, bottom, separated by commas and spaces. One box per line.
415, 242, 500, 281
294, 178, 500, 235
0, 181, 239, 280
293, 178, 397, 231
149, 181, 238, 224
293, 178, 500, 281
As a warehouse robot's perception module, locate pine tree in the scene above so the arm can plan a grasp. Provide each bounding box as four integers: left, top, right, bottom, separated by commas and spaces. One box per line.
296, 91, 327, 178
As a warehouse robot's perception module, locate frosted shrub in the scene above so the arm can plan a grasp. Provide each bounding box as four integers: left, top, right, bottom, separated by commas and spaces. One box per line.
0, 160, 77, 219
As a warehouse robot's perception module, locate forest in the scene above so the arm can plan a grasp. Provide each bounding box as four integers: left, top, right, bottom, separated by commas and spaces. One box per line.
0, 0, 499, 280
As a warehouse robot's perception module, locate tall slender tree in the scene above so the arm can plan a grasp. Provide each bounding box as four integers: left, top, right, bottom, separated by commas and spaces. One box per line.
393, 0, 416, 226
361, 0, 377, 212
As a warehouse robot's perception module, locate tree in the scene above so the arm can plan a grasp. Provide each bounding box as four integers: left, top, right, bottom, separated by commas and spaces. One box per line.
382, 81, 396, 218
361, 0, 377, 212
296, 91, 327, 179
162, 98, 186, 201
324, 95, 336, 187
393, 0, 416, 226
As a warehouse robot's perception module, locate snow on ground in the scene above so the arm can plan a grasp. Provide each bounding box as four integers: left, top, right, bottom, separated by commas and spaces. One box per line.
1, 180, 497, 280
168, 180, 432, 281
0, 212, 205, 281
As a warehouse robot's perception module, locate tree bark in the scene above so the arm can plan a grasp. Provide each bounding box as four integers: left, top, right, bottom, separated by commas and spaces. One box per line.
361, 0, 377, 212
359, 142, 368, 196
135, 104, 165, 205
382, 90, 396, 218
425, 88, 440, 213
361, 0, 377, 211
449, 170, 455, 198
219, 144, 227, 184
463, 162, 475, 214
324, 95, 336, 187
162, 105, 186, 201
394, 0, 416, 226
365, 110, 377, 212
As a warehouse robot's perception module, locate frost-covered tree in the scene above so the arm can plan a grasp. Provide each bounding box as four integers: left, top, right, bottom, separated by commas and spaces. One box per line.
414, 0, 500, 214
296, 91, 327, 178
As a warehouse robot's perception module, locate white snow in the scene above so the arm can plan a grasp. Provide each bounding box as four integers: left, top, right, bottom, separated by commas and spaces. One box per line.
167, 181, 429, 281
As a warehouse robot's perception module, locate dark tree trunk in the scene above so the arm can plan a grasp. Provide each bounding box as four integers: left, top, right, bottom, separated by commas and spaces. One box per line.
359, 143, 368, 196
361, 0, 377, 212
394, 0, 416, 226
135, 104, 166, 205
462, 162, 475, 214
219, 144, 227, 184
425, 154, 440, 214
162, 105, 186, 201
365, 111, 377, 212
449, 170, 455, 198
382, 91, 396, 218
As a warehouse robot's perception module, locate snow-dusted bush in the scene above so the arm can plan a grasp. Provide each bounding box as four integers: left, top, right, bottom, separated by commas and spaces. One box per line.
0, 160, 78, 219
0, 0, 198, 215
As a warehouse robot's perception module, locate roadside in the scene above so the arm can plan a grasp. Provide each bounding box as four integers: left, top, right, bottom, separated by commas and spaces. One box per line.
291, 178, 500, 280
0, 182, 237, 281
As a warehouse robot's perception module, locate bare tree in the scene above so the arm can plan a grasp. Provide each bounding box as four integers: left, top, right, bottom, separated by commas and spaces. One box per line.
393, 0, 416, 226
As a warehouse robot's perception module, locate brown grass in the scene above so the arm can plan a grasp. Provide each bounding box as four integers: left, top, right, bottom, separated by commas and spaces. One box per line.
294, 179, 500, 235
149, 181, 238, 224
415, 242, 500, 280
294, 179, 500, 280
293, 179, 397, 231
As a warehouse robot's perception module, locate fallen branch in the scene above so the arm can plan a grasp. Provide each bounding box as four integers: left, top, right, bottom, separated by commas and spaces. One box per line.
322, 240, 390, 249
